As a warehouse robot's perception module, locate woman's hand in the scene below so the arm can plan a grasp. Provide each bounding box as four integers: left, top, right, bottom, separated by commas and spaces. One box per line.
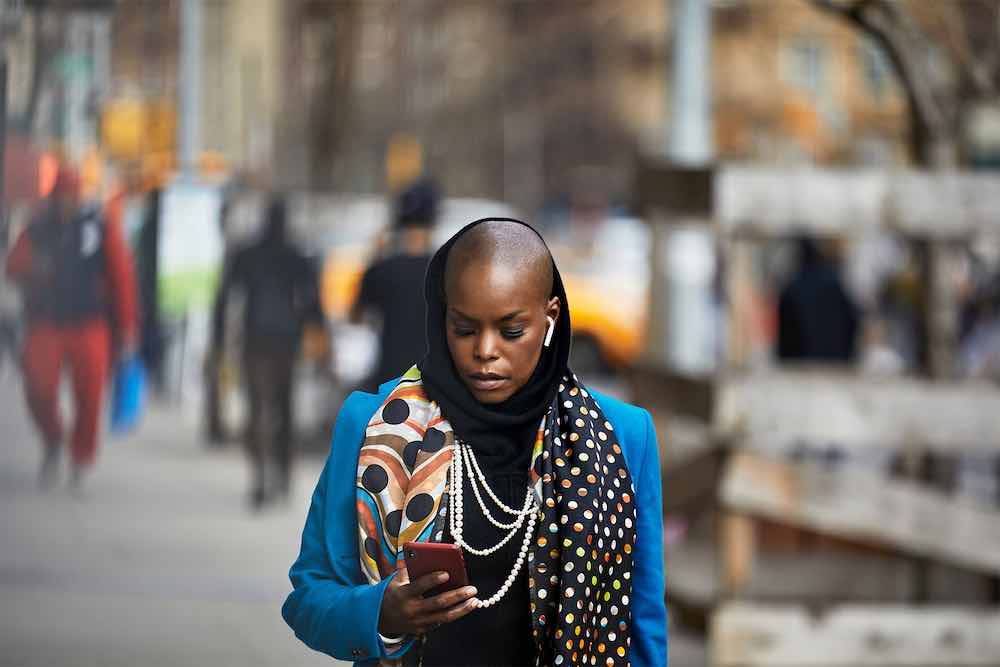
378, 570, 479, 637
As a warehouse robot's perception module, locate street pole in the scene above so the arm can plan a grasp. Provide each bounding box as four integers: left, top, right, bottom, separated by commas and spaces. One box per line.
0, 57, 7, 240
668, 0, 712, 165
646, 0, 716, 372
178, 0, 202, 181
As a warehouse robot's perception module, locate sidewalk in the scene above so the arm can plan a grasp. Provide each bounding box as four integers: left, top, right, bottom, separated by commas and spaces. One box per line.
0, 375, 346, 667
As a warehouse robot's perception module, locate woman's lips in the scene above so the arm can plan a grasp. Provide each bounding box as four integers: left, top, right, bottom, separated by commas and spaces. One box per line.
468, 373, 507, 392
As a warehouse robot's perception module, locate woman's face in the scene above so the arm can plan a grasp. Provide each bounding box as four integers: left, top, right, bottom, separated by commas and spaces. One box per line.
445, 258, 560, 404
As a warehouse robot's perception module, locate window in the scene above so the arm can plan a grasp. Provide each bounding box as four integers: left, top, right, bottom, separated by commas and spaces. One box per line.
861, 38, 892, 99
784, 37, 827, 98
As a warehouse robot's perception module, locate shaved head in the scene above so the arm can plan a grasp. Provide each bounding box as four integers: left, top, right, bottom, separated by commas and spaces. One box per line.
439, 219, 562, 403
444, 220, 553, 304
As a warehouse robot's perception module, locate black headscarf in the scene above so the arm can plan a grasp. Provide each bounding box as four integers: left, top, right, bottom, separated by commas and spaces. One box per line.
417, 218, 571, 460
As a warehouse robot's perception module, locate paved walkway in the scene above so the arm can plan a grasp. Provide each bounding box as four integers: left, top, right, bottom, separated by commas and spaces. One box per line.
0, 372, 345, 667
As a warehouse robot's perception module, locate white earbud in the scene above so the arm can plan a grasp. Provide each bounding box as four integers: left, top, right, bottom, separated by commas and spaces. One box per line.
543, 316, 556, 348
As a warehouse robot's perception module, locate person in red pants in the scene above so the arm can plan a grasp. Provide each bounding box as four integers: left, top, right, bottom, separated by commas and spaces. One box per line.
5, 166, 138, 491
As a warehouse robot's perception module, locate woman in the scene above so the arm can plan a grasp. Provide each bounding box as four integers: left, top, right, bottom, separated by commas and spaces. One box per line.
283, 219, 666, 666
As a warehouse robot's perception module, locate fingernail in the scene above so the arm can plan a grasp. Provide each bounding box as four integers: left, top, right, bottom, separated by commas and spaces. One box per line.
467, 587, 478, 596
438, 572, 449, 582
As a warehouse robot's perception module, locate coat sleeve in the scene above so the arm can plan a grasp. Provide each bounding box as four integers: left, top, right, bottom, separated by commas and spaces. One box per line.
630, 409, 668, 667
282, 395, 416, 663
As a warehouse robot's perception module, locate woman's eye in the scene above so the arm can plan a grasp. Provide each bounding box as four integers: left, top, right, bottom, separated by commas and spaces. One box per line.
502, 329, 525, 339
452, 327, 475, 337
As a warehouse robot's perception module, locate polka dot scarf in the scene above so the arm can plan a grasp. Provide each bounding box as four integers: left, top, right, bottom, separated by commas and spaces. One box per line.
529, 374, 637, 667
355, 367, 637, 666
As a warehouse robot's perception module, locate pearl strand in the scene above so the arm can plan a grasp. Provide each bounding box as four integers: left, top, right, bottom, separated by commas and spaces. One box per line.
447, 440, 539, 608
449, 445, 531, 556
459, 439, 538, 517
478, 505, 537, 609
460, 441, 534, 530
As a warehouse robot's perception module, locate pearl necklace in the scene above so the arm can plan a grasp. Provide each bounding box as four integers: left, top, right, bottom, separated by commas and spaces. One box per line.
448, 439, 538, 609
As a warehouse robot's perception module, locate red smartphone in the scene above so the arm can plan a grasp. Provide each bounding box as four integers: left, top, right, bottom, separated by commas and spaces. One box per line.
402, 542, 470, 598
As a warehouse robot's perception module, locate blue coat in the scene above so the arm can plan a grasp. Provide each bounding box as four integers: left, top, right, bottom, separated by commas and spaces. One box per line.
282, 378, 668, 666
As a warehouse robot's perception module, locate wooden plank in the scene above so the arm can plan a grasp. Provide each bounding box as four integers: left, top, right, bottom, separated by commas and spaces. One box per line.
636, 159, 714, 217
716, 166, 1000, 237
667, 531, 921, 614
666, 536, 720, 610
720, 513, 755, 597
716, 371, 1000, 453
630, 365, 715, 423
711, 602, 1000, 666
658, 414, 716, 468
720, 451, 1000, 575
662, 444, 726, 515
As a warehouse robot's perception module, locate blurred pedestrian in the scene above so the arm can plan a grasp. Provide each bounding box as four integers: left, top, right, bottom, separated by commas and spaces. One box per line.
5, 165, 139, 491
350, 179, 438, 390
210, 196, 326, 510
777, 237, 860, 363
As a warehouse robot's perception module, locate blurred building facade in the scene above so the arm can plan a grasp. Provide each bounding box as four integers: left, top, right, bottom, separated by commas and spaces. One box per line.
714, 0, 909, 165
4, 5, 113, 157
319, 0, 911, 212
108, 0, 285, 182
324, 0, 669, 213
4, 0, 919, 209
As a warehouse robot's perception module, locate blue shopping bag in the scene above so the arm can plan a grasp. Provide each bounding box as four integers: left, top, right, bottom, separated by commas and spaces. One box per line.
110, 356, 146, 434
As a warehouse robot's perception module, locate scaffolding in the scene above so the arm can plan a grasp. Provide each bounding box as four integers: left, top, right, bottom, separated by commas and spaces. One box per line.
634, 159, 1000, 666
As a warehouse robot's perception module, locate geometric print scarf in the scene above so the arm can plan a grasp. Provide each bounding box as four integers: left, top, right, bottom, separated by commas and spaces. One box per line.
356, 366, 636, 666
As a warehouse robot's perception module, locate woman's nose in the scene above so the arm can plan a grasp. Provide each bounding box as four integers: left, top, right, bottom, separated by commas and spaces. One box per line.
473, 331, 500, 361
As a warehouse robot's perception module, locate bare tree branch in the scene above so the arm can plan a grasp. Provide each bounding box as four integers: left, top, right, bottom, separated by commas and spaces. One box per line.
934, 2, 996, 97
996, 0, 1000, 69
989, 1, 1000, 84
810, 0, 948, 160
974, 0, 1000, 96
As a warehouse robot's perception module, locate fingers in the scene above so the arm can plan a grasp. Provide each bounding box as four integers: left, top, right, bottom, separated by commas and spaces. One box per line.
415, 594, 480, 634
406, 570, 449, 597
417, 584, 478, 614
390, 572, 480, 635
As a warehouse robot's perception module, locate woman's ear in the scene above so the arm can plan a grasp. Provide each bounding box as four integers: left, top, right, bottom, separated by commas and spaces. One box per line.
544, 297, 561, 348
545, 297, 561, 325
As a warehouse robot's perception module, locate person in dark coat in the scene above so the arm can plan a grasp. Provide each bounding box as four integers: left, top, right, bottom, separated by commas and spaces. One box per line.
777, 237, 860, 363
351, 180, 439, 390
211, 196, 326, 509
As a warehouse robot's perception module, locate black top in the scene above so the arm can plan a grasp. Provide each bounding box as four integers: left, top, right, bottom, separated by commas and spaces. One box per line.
212, 234, 322, 353
777, 262, 859, 362
422, 466, 535, 666
355, 253, 432, 388
24, 205, 110, 325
